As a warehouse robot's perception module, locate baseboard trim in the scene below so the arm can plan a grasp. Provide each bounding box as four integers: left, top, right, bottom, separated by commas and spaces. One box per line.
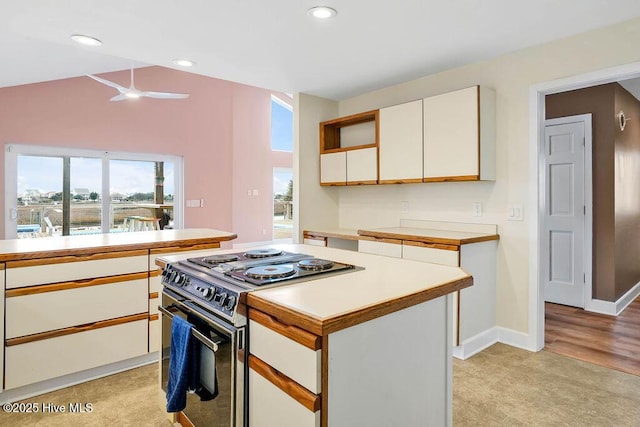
497, 327, 535, 351
453, 328, 498, 360
0, 352, 158, 404
585, 281, 640, 316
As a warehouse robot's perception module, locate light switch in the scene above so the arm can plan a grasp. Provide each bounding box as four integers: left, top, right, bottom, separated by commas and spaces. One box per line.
507, 204, 524, 221
252, 189, 259, 196
401, 201, 409, 214
472, 202, 482, 217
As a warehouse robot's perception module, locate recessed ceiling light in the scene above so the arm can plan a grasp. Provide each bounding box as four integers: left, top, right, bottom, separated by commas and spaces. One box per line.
70, 34, 102, 47
308, 6, 337, 19
172, 59, 195, 67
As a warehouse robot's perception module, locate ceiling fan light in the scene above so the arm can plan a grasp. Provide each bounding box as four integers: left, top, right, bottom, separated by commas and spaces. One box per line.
308, 6, 337, 19
172, 58, 195, 67
70, 34, 102, 47
125, 92, 140, 99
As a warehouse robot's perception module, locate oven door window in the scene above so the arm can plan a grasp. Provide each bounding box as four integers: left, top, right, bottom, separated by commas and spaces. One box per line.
161, 294, 242, 426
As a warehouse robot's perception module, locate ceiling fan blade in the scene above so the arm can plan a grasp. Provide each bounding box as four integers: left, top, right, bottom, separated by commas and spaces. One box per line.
110, 93, 131, 102
86, 74, 127, 92
142, 91, 190, 99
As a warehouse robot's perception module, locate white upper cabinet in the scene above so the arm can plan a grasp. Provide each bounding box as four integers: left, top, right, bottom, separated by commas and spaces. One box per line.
346, 147, 378, 184
320, 152, 347, 185
378, 100, 423, 183
423, 86, 496, 181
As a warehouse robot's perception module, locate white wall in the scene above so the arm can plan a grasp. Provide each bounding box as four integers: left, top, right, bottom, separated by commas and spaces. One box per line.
298, 17, 640, 337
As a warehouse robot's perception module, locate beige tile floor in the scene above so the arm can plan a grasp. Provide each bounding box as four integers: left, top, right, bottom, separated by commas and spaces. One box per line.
2, 344, 639, 426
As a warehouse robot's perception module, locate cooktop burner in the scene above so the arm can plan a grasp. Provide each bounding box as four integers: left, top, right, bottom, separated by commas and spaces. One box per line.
245, 265, 296, 280
202, 254, 240, 264
244, 248, 283, 259
297, 258, 334, 271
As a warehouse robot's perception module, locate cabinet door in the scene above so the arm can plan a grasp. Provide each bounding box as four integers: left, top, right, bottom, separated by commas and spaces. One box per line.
358, 239, 402, 258
346, 147, 377, 184
423, 86, 480, 180
379, 100, 423, 183
320, 152, 347, 185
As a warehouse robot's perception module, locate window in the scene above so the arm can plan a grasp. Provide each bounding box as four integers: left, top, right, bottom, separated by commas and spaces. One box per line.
6, 144, 183, 239
271, 95, 293, 152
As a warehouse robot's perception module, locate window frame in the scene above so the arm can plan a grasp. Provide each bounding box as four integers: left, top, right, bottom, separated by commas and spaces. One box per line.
5, 143, 184, 239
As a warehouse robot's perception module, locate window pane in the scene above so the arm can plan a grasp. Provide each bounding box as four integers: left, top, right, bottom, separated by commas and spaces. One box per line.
16, 156, 62, 237
69, 157, 102, 235
271, 98, 293, 151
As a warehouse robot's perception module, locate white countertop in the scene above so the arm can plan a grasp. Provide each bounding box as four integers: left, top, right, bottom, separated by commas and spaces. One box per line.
0, 228, 237, 262
159, 243, 471, 334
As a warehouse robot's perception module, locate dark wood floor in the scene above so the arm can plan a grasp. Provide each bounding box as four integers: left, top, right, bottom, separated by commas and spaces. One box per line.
545, 297, 640, 376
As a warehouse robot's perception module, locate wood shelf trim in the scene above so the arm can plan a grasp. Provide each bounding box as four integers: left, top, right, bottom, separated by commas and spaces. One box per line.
5, 271, 150, 298
249, 355, 321, 413
321, 143, 378, 154
5, 249, 148, 268
401, 240, 459, 251
249, 309, 321, 350
303, 231, 359, 241
423, 175, 479, 183
320, 110, 378, 128
248, 276, 473, 336
320, 182, 347, 187
149, 292, 159, 299
5, 313, 148, 346
149, 313, 159, 321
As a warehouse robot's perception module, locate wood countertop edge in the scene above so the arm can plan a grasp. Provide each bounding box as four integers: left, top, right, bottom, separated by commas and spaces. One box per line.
0, 234, 237, 263
356, 229, 499, 246
303, 230, 360, 241
246, 275, 473, 337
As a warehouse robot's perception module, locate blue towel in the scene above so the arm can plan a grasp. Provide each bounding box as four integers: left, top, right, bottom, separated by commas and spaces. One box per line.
166, 316, 195, 412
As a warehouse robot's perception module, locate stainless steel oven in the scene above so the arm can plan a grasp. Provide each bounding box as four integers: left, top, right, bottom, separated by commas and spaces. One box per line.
160, 288, 246, 427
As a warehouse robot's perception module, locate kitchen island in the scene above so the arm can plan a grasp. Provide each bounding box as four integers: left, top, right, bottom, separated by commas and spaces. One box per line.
158, 244, 471, 427
0, 228, 236, 404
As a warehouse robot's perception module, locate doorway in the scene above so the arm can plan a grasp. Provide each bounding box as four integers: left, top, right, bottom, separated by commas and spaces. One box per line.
273, 168, 293, 241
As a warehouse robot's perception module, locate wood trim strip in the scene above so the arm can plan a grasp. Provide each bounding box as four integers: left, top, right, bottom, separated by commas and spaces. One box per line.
321, 143, 378, 154
149, 292, 159, 300
249, 355, 321, 413
5, 249, 148, 268
321, 334, 329, 427
346, 180, 378, 186
249, 309, 321, 350
248, 276, 473, 336
149, 243, 220, 255
149, 313, 159, 321
5, 271, 150, 297
320, 110, 378, 128
0, 263, 5, 270
149, 269, 162, 278
476, 85, 482, 177
320, 182, 347, 187
357, 236, 403, 245
378, 178, 423, 185
5, 313, 148, 346
423, 175, 479, 183
402, 240, 459, 251
456, 290, 461, 346
177, 412, 195, 427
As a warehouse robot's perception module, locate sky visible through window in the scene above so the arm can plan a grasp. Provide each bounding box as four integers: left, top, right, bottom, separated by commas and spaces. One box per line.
271, 98, 292, 152
17, 156, 175, 197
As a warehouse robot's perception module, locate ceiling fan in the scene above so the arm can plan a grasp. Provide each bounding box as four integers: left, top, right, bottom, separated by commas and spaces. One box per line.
86, 68, 189, 102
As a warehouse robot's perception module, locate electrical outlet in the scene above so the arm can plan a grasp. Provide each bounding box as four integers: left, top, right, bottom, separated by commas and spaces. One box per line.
472, 202, 482, 217
401, 201, 409, 214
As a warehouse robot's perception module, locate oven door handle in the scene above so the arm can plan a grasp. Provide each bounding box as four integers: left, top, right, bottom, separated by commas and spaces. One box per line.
158, 305, 219, 353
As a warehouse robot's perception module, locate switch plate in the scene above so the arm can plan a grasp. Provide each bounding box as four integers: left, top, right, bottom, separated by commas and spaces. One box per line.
252, 189, 259, 196
507, 204, 524, 221
401, 201, 409, 214
472, 202, 482, 217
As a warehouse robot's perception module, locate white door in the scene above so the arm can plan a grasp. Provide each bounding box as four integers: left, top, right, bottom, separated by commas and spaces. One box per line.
542, 115, 591, 307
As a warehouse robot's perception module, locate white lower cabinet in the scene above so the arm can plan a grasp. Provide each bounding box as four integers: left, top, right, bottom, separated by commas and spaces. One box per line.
249, 367, 320, 427
5, 319, 148, 389
402, 242, 459, 266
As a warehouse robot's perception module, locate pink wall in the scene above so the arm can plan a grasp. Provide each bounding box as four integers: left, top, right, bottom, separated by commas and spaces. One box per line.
0, 66, 292, 243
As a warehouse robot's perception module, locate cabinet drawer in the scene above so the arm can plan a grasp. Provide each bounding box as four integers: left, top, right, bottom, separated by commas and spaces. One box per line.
6, 276, 148, 339
303, 237, 327, 247
6, 251, 148, 289
402, 243, 459, 266
358, 239, 402, 258
249, 361, 320, 427
249, 313, 321, 394
5, 319, 148, 389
